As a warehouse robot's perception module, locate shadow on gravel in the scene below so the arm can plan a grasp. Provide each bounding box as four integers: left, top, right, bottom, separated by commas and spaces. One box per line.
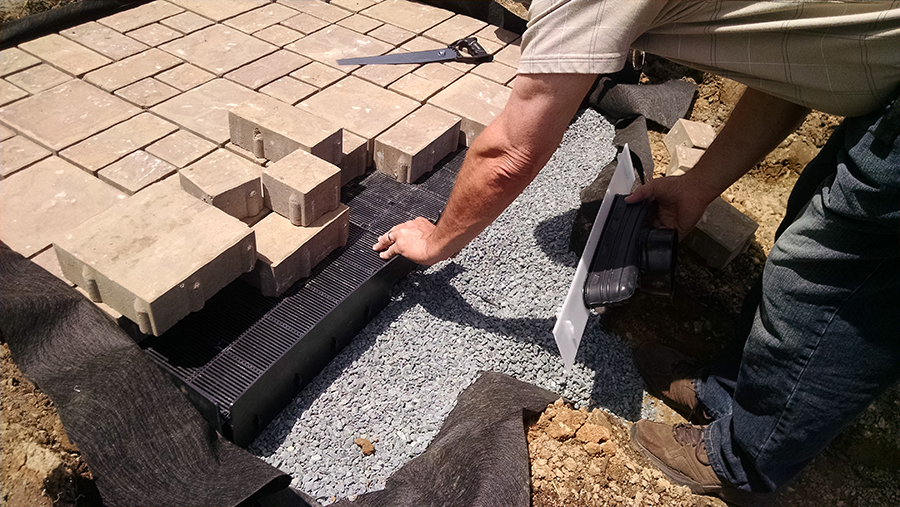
533, 209, 580, 269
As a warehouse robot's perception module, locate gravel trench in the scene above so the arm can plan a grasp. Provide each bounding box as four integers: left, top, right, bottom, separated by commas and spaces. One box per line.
249, 109, 647, 503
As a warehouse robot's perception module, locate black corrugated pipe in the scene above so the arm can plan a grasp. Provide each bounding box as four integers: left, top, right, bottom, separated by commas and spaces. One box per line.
1, 0, 151, 49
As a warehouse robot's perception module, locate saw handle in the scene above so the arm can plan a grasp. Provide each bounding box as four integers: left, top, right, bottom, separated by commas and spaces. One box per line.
450, 37, 494, 63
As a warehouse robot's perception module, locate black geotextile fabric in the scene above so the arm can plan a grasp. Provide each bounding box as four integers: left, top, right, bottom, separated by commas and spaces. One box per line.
332, 372, 559, 507
589, 77, 698, 130
0, 243, 291, 507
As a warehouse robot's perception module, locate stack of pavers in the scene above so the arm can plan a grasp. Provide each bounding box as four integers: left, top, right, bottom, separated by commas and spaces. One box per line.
0, 0, 522, 338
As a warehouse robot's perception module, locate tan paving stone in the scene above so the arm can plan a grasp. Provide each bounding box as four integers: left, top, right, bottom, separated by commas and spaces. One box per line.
168, 0, 267, 22
351, 48, 419, 87
146, 129, 217, 167
330, 0, 377, 13
225, 49, 310, 90
19, 34, 111, 77
362, 0, 453, 34
59, 112, 177, 173
423, 14, 487, 45
98, 150, 177, 195
337, 13, 382, 34
0, 157, 127, 257
367, 23, 415, 45
160, 24, 276, 76
388, 72, 442, 102
340, 130, 367, 184
428, 73, 510, 146
32, 248, 72, 285
53, 181, 256, 336
412, 62, 464, 88
114, 77, 180, 107
374, 104, 459, 183
262, 149, 341, 226
0, 80, 139, 151
278, 0, 352, 23
60, 21, 149, 60
0, 48, 40, 77
229, 93, 343, 164
156, 62, 214, 91
179, 149, 263, 219
160, 10, 213, 33
224, 3, 298, 33
0, 124, 13, 141
253, 24, 303, 46
84, 47, 182, 92
225, 142, 266, 165
286, 25, 391, 71
474, 25, 520, 46
98, 1, 184, 32
244, 204, 349, 296
0, 80, 28, 107
289, 61, 345, 89
1, 136, 51, 178
260, 76, 317, 105
493, 42, 521, 68
471, 60, 517, 85
280, 13, 329, 35
402, 36, 473, 76
4, 64, 73, 94
151, 78, 260, 144
127, 23, 183, 46
298, 75, 419, 161
684, 197, 759, 270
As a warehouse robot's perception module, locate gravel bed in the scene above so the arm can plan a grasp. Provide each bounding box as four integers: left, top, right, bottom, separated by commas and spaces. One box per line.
249, 109, 646, 504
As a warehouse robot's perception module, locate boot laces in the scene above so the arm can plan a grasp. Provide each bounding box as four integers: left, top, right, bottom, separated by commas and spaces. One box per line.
672, 423, 710, 466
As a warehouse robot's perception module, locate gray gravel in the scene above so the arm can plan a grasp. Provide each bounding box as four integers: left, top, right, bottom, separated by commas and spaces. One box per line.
249, 109, 647, 504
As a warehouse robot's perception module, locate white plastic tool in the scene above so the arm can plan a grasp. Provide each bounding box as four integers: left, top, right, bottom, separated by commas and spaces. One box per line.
553, 144, 637, 373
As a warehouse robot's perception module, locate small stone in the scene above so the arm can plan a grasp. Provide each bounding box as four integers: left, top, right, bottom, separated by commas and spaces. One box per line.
583, 442, 603, 455
575, 422, 611, 444
355, 437, 375, 456
599, 441, 617, 456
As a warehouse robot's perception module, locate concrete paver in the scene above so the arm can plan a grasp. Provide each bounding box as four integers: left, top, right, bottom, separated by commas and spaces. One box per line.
263, 148, 341, 226
423, 14, 487, 45
400, 36, 474, 74
0, 80, 140, 151
115, 77, 181, 107
298, 75, 419, 160
160, 10, 213, 34
225, 49, 310, 90
684, 197, 759, 270
374, 104, 460, 183
32, 248, 73, 286
19, 34, 111, 77
179, 149, 264, 219
245, 204, 349, 296
53, 181, 256, 336
280, 13, 330, 35
225, 142, 267, 165
362, 0, 453, 34
98, 150, 178, 195
411, 62, 464, 88
127, 23, 183, 46
666, 145, 705, 177
388, 72, 443, 102
470, 60, 517, 86
0, 80, 28, 107
352, 48, 420, 88
98, 1, 184, 33
474, 25, 520, 45
84, 47, 182, 92
224, 3, 299, 33
330, 0, 377, 13
285, 25, 391, 71
253, 24, 304, 47
367, 23, 415, 45
156, 62, 214, 91
59, 112, 177, 173
160, 24, 276, 76
429, 73, 510, 146
0, 156, 127, 258
0, 124, 13, 141
290, 61, 345, 89
278, 0, 352, 23
146, 129, 217, 168
168, 0, 267, 23
60, 21, 149, 60
340, 130, 368, 184
664, 119, 717, 153
260, 76, 317, 105
1, 136, 52, 178
492, 42, 521, 68
4, 64, 73, 94
229, 93, 343, 164
337, 14, 383, 34
0, 48, 40, 77
151, 78, 260, 144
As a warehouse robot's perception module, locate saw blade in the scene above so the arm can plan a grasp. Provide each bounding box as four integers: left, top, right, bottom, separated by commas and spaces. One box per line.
337, 48, 458, 66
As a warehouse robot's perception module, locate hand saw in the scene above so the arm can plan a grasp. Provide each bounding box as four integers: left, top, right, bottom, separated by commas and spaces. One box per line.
337, 37, 493, 66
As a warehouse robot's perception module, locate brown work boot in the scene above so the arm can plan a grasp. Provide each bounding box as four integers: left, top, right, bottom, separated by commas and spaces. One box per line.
633, 342, 713, 424
631, 420, 766, 507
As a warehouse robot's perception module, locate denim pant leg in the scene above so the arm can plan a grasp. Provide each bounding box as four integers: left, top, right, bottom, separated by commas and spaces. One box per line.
699, 97, 900, 493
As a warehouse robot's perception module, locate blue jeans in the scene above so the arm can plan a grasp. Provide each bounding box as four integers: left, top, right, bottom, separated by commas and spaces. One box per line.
696, 95, 900, 493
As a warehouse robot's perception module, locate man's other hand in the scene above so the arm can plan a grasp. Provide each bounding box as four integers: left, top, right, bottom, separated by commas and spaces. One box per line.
373, 217, 446, 265
625, 174, 712, 240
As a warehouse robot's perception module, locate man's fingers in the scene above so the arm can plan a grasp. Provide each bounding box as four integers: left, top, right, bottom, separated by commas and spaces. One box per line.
625, 183, 652, 203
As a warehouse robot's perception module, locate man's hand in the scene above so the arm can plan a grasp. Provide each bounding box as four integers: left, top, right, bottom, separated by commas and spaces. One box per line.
625, 173, 713, 239
372, 217, 446, 265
